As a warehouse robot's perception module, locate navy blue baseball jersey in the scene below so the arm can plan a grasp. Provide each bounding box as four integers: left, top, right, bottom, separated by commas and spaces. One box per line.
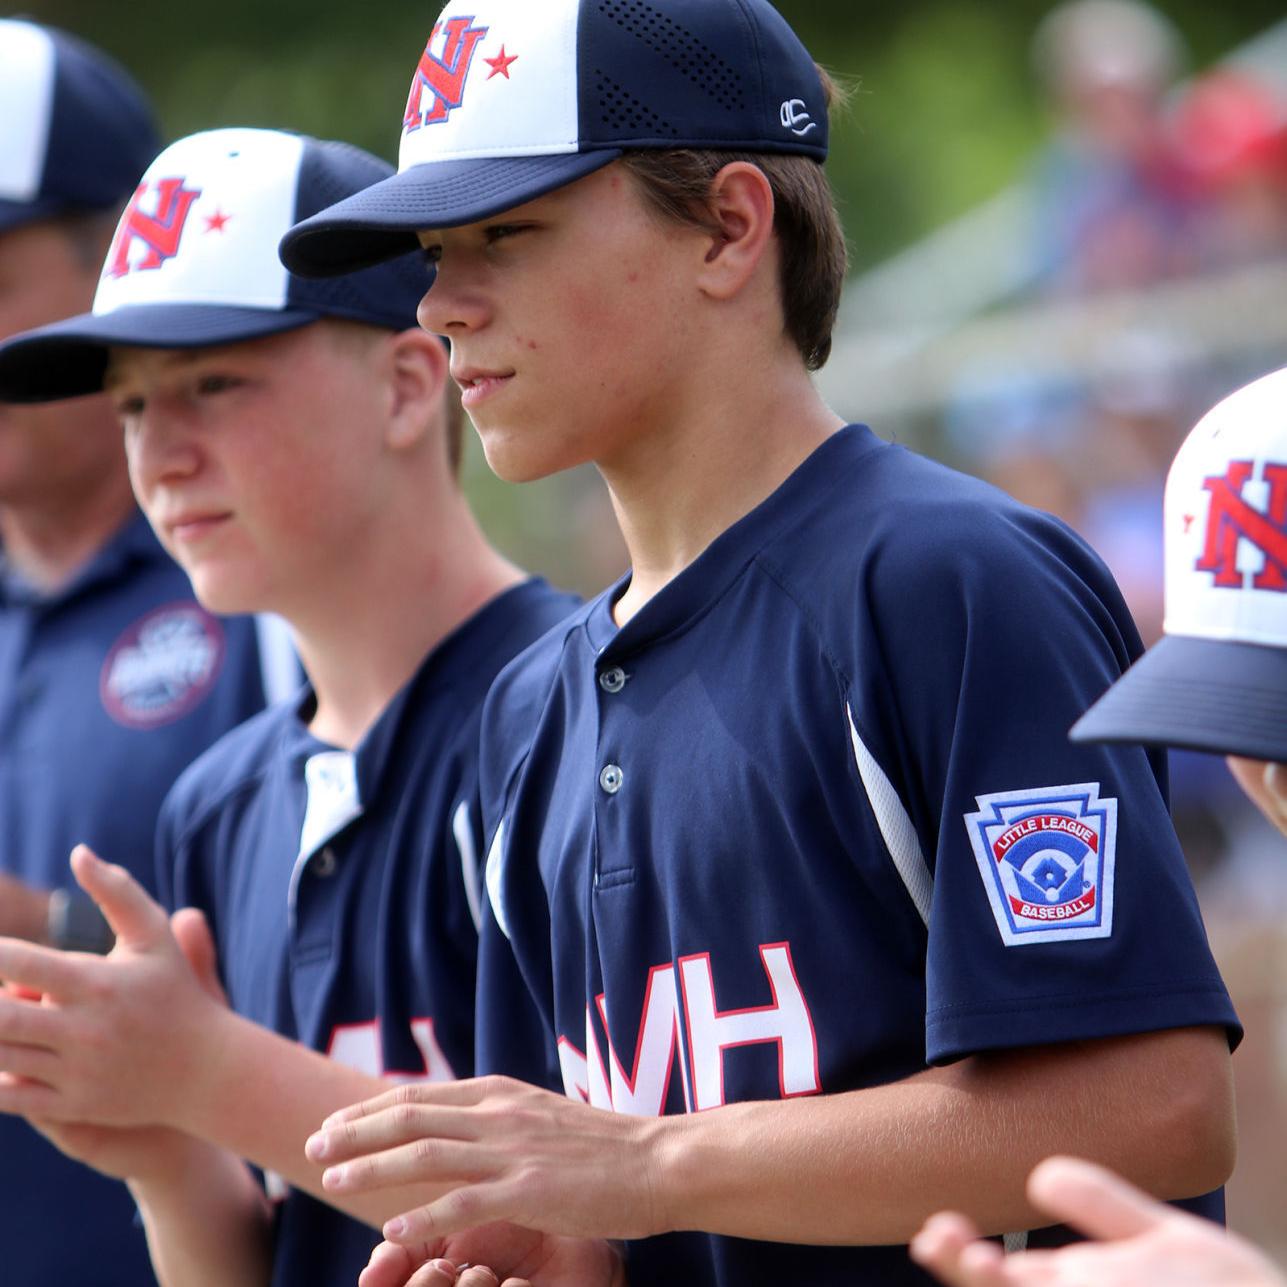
156, 578, 578, 1287
476, 425, 1240, 1286
0, 508, 286, 1287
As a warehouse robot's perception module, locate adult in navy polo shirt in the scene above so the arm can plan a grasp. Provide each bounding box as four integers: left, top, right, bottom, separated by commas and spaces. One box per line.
0, 23, 283, 1287
0, 126, 577, 1287
281, 2, 1239, 1286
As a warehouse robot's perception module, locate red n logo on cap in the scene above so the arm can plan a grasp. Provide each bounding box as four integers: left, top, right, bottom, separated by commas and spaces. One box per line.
106, 179, 203, 279
1196, 460, 1287, 591
403, 16, 490, 132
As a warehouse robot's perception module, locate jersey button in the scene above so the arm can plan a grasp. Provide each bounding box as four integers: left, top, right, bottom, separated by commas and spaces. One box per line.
599, 763, 624, 794
598, 667, 627, 694
313, 846, 339, 878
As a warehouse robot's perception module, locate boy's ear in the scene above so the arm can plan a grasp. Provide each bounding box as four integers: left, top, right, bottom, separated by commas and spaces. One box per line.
384, 328, 451, 451
695, 162, 776, 300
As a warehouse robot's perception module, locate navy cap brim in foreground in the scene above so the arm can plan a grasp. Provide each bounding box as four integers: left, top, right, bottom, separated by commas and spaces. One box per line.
281, 151, 620, 278
0, 193, 78, 235
1071, 634, 1287, 762
0, 304, 321, 403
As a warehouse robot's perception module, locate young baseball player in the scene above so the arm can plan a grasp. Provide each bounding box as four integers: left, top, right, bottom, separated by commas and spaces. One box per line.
912, 364, 1287, 1287
0, 23, 292, 1285
0, 126, 577, 1287
279, 3, 1239, 1284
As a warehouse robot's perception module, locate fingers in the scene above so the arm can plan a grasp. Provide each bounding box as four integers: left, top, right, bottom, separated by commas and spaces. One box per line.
308, 1101, 480, 1166
321, 1137, 486, 1196
910, 1212, 1010, 1287
1025, 1157, 1171, 1242
169, 908, 228, 1005
0, 939, 88, 999
0, 1039, 59, 1084
357, 1243, 510, 1287
0, 1073, 62, 1119
381, 1182, 513, 1247
457, 1270, 502, 1287
358, 1241, 446, 1287
0, 993, 64, 1047
411, 1265, 499, 1287
69, 847, 168, 950
322, 1076, 499, 1130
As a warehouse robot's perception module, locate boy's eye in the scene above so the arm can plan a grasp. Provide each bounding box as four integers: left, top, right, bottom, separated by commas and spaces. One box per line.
196, 374, 241, 396
485, 224, 527, 244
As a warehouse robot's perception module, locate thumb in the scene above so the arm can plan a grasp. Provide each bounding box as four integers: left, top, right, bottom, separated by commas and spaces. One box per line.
170, 907, 228, 1006
1026, 1156, 1171, 1242
69, 845, 168, 951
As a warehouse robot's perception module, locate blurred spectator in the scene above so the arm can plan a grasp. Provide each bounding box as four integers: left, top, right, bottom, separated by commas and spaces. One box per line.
1170, 70, 1287, 271
1029, 0, 1192, 293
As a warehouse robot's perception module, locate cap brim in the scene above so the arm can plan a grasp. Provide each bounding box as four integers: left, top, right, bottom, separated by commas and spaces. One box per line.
280, 151, 620, 278
1071, 635, 1287, 761
0, 303, 322, 403
0, 194, 76, 234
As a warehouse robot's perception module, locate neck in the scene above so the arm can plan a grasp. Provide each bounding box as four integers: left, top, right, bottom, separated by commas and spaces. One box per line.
0, 469, 138, 594
292, 490, 524, 750
603, 350, 843, 626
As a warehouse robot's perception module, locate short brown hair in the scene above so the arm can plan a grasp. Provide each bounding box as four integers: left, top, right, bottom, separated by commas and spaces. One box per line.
618, 69, 848, 371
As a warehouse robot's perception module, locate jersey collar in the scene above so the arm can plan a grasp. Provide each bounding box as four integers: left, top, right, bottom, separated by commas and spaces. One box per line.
586, 425, 882, 661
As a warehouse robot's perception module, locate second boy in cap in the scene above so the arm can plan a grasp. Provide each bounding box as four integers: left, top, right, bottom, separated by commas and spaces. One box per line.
0, 126, 576, 1286
0, 22, 291, 1285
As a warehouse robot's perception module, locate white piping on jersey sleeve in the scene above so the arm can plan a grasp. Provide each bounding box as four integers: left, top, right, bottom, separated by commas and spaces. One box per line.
452, 799, 483, 932
254, 612, 303, 705
484, 818, 511, 939
846, 706, 1029, 1252
845, 703, 933, 926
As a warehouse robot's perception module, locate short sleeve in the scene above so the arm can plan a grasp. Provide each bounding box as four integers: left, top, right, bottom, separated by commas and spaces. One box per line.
852, 502, 1240, 1063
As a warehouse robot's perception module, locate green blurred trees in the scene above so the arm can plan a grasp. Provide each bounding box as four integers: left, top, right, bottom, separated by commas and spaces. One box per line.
22, 0, 1285, 270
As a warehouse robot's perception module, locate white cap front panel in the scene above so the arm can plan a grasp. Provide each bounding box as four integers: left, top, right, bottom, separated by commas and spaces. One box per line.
0, 20, 56, 202
398, 1, 580, 170
92, 128, 303, 315
1163, 365, 1287, 646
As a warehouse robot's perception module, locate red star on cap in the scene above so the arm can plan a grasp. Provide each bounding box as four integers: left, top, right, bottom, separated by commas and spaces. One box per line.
485, 45, 518, 79
204, 208, 232, 234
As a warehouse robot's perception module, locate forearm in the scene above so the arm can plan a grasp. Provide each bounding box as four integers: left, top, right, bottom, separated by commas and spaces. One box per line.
129, 1136, 274, 1287
652, 1027, 1234, 1245
181, 1006, 450, 1227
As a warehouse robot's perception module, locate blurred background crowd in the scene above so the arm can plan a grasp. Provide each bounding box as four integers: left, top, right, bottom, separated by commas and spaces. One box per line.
17, 0, 1287, 1268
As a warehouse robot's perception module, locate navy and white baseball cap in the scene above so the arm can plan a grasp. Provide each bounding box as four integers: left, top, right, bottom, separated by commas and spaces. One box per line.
281, 0, 829, 277
0, 128, 431, 403
1072, 365, 1287, 761
0, 19, 159, 233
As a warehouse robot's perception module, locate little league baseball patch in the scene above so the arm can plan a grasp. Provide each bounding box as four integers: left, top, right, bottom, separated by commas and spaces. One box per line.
964, 783, 1117, 946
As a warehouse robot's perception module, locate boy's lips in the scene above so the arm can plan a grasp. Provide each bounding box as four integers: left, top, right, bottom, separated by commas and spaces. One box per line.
454, 366, 516, 408
164, 510, 232, 543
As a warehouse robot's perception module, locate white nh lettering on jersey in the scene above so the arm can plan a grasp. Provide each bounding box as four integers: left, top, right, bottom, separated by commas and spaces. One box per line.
558, 942, 819, 1114
327, 1017, 457, 1082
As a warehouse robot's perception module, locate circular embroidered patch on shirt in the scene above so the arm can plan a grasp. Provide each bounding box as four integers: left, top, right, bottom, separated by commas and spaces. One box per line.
100, 603, 226, 729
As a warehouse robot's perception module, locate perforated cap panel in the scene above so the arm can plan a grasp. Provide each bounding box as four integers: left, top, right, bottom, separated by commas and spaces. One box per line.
595, 1, 745, 112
